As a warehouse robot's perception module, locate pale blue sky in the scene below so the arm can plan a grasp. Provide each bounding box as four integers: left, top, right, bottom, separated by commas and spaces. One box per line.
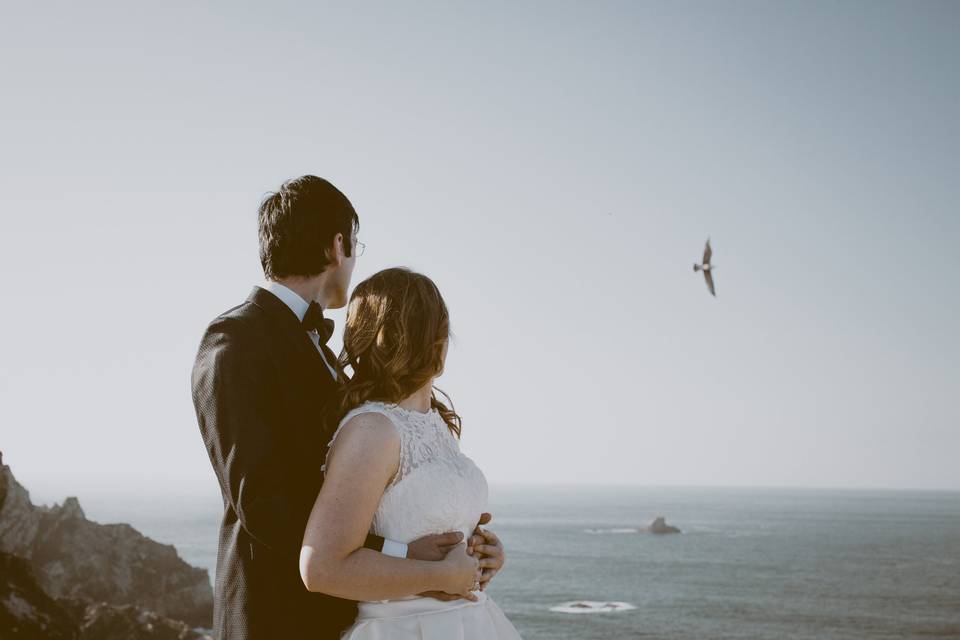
1, 0, 957, 503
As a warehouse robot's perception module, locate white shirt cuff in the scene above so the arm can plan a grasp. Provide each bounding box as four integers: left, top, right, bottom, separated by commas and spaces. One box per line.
381, 538, 409, 559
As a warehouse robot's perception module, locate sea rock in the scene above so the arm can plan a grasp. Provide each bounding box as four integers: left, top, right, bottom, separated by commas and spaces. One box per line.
0, 550, 78, 639
647, 516, 681, 534
0, 451, 214, 628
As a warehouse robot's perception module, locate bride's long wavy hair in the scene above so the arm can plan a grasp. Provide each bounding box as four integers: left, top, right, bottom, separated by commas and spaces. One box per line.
335, 267, 462, 438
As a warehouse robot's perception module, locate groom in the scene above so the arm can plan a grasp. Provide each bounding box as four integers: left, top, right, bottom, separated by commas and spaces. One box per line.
192, 175, 505, 640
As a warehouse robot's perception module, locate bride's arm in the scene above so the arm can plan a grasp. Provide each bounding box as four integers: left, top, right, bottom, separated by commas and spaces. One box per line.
300, 412, 478, 600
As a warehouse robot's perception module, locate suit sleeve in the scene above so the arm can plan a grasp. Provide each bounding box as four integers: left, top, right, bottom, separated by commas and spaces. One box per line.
193, 318, 310, 555
364, 533, 386, 552
194, 317, 392, 558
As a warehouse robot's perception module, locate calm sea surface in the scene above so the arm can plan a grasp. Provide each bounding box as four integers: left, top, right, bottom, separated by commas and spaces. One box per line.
81, 486, 960, 639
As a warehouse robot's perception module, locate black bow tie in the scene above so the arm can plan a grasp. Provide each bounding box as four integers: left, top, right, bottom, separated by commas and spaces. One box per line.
302, 302, 335, 345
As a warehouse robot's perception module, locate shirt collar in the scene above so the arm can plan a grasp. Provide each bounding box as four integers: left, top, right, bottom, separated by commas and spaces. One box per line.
262, 281, 311, 322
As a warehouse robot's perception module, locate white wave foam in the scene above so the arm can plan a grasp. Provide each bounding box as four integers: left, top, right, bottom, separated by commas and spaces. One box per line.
550, 601, 637, 614
583, 527, 639, 534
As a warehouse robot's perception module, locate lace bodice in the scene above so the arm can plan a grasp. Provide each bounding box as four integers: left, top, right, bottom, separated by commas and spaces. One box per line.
323, 401, 489, 544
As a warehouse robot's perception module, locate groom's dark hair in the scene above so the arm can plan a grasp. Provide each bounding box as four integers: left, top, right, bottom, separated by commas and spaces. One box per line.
258, 175, 359, 279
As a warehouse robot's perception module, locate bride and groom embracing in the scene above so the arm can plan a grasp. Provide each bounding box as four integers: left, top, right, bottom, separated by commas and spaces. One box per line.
191, 175, 521, 639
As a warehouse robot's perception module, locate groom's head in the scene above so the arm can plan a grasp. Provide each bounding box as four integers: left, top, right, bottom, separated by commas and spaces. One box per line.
258, 175, 359, 308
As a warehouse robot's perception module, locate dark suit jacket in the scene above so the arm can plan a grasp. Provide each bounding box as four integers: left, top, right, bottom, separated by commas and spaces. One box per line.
192, 287, 385, 639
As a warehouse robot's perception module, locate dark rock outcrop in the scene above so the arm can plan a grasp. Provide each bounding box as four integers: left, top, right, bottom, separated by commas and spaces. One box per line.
0, 451, 213, 628
647, 516, 681, 534
58, 599, 211, 640
0, 550, 78, 639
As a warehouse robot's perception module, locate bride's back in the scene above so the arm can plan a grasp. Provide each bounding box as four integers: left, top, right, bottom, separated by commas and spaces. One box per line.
325, 400, 488, 546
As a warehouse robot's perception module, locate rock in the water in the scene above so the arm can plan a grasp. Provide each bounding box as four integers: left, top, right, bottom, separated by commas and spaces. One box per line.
0, 451, 213, 628
647, 516, 681, 534
0, 550, 78, 639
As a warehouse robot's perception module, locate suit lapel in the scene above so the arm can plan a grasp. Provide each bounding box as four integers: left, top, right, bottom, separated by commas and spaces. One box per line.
318, 342, 347, 385
246, 287, 339, 388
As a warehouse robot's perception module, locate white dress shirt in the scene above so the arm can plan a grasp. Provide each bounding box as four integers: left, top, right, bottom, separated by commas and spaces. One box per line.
259, 281, 409, 560
262, 281, 339, 379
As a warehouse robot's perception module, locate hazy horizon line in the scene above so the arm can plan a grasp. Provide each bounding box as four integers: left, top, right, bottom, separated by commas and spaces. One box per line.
23, 481, 960, 508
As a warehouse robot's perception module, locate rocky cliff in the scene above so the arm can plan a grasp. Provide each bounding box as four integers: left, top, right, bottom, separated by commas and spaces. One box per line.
0, 451, 214, 635
0, 553, 210, 640
59, 598, 208, 640
0, 550, 77, 639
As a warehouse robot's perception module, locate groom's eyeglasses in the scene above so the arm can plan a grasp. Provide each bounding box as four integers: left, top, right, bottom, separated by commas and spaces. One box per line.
354, 240, 366, 257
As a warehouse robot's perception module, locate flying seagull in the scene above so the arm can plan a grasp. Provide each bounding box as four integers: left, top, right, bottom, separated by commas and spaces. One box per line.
693, 238, 716, 297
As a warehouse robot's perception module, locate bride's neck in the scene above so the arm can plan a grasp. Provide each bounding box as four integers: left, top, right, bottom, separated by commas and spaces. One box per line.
398, 381, 434, 414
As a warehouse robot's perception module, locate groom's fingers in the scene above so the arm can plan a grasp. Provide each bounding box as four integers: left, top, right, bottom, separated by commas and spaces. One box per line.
432, 532, 464, 546
408, 531, 464, 561
472, 544, 500, 557
479, 529, 501, 547
475, 529, 505, 568
478, 568, 498, 590
477, 512, 493, 526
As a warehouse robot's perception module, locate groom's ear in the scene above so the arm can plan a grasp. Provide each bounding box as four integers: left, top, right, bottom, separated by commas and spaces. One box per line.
325, 232, 345, 266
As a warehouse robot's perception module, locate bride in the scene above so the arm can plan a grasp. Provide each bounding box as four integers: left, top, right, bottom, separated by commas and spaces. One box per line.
300, 267, 522, 639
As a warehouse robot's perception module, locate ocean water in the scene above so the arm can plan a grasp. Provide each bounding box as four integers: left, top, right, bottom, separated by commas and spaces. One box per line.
82, 486, 960, 639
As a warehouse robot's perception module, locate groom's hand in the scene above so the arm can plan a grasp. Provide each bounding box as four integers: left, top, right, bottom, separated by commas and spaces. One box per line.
410, 530, 480, 603
406, 531, 464, 561
467, 513, 505, 591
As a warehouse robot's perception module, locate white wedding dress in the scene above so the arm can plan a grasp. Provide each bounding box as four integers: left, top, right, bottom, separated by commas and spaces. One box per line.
323, 400, 522, 639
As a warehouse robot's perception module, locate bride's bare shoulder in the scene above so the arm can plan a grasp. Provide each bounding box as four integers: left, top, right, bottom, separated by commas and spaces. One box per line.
341, 410, 399, 441
328, 410, 400, 466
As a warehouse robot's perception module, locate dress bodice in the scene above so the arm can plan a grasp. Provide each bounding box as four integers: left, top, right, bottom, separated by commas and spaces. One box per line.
323, 401, 489, 543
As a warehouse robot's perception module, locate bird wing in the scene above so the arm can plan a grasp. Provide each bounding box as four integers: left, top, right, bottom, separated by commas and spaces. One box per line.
704, 270, 716, 297
702, 238, 712, 265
